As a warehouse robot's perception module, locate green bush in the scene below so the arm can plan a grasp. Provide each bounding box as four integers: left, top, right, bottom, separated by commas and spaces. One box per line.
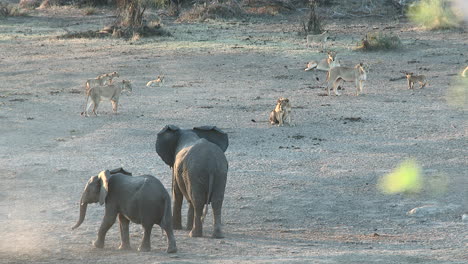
408, 0, 461, 30
357, 32, 402, 51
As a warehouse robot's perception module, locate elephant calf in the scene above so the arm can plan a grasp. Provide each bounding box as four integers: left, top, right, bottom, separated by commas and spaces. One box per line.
156, 125, 228, 238
72, 168, 177, 253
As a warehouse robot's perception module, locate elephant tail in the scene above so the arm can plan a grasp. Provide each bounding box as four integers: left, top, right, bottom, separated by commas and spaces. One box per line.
201, 172, 214, 223
161, 193, 172, 231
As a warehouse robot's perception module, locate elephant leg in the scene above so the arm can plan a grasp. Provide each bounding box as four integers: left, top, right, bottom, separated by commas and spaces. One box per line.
186, 202, 194, 231
163, 226, 178, 253
172, 182, 183, 230
94, 211, 117, 248
138, 224, 153, 252
212, 200, 224, 239
189, 203, 204, 238
118, 214, 131, 250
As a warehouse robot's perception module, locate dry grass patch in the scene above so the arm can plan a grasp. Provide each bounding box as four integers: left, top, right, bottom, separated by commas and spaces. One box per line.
0, 2, 29, 17
58, 23, 171, 39
243, 0, 295, 15
178, 2, 244, 22
83, 6, 96, 15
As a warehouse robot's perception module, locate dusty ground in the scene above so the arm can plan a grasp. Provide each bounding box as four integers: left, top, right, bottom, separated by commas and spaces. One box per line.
0, 5, 467, 264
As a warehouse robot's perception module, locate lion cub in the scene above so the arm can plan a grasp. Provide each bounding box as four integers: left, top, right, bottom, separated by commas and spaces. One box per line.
306, 31, 329, 50
269, 97, 292, 126
405, 72, 427, 89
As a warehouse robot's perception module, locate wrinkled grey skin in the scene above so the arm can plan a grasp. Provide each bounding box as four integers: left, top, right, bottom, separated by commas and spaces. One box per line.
156, 125, 228, 238
72, 168, 177, 253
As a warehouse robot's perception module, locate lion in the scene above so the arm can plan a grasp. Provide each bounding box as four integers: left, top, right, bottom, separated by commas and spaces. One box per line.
85, 71, 119, 95
269, 97, 292, 126
326, 63, 367, 96
305, 51, 340, 72
146, 75, 165, 87
404, 72, 427, 89
82, 80, 132, 117
306, 31, 329, 50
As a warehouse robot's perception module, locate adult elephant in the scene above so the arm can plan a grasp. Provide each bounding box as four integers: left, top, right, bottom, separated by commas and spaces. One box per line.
156, 125, 228, 238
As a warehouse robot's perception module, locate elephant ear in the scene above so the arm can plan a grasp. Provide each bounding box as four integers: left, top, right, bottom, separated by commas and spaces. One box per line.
156, 125, 181, 167
98, 170, 111, 205
193, 126, 229, 152
109, 167, 132, 176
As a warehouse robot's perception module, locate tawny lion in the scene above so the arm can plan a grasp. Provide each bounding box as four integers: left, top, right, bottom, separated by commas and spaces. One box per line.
404, 72, 427, 89
269, 97, 292, 126
82, 80, 132, 116
326, 63, 367, 96
305, 51, 340, 72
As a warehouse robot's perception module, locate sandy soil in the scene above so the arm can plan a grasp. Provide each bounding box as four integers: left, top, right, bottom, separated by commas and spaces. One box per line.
0, 5, 467, 264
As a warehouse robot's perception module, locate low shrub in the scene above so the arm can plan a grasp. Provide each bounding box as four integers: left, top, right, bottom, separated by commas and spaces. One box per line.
357, 32, 402, 51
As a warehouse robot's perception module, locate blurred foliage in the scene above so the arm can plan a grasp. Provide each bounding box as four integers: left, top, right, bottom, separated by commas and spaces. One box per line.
378, 159, 422, 194
407, 0, 461, 29
446, 75, 467, 109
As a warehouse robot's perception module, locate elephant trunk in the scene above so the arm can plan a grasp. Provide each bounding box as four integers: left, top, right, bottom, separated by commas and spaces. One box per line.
71, 197, 88, 230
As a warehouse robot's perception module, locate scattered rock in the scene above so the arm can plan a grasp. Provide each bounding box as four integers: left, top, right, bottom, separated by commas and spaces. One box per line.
462, 214, 468, 222
342, 117, 362, 122
291, 134, 304, 140
9, 98, 27, 102
69, 89, 81, 94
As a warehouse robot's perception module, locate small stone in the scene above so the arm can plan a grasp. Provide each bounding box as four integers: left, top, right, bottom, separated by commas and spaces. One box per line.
462, 214, 468, 222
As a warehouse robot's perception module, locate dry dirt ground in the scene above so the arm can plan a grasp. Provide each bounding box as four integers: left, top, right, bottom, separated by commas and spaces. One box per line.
0, 5, 467, 264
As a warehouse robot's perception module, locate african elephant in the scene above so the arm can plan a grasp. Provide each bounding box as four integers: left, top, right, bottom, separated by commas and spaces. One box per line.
156, 125, 228, 238
71, 168, 177, 253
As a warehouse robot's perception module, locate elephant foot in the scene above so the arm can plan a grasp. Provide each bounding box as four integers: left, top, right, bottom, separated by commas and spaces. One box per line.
212, 229, 224, 239
118, 243, 131, 250
189, 229, 202, 238
166, 245, 177, 253
93, 239, 104, 249
138, 244, 151, 252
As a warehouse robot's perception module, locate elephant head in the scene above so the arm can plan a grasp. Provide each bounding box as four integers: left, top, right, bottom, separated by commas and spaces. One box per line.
71, 170, 111, 230
156, 125, 229, 167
